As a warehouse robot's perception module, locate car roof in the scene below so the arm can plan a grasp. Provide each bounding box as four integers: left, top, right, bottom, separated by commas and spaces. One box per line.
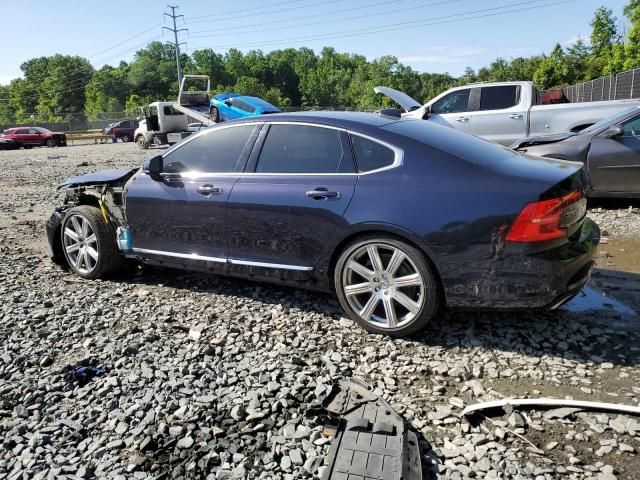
228, 111, 408, 129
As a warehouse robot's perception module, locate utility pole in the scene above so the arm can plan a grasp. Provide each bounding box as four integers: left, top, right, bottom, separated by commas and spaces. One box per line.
164, 5, 188, 89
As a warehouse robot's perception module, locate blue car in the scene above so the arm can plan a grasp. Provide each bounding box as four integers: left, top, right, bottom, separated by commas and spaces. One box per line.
46, 112, 598, 337
209, 93, 280, 122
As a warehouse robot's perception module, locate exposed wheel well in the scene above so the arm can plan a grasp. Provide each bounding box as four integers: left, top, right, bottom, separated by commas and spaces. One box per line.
327, 230, 445, 301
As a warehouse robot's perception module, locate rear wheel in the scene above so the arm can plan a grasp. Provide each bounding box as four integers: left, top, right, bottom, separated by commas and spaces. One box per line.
210, 106, 220, 122
334, 236, 441, 337
136, 135, 149, 149
61, 206, 123, 279
46, 138, 56, 147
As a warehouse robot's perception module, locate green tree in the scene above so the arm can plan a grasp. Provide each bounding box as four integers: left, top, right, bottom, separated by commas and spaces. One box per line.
533, 43, 570, 89
590, 7, 619, 56
84, 64, 129, 120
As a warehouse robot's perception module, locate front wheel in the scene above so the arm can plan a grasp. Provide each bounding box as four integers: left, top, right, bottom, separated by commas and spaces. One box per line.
136, 135, 149, 149
46, 138, 56, 147
210, 106, 220, 122
61, 206, 123, 279
334, 236, 441, 337
121, 134, 131, 142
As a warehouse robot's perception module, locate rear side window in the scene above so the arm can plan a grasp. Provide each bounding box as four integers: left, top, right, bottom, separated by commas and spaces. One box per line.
350, 135, 396, 172
256, 124, 352, 174
479, 85, 520, 111
16, 129, 29, 134
163, 125, 257, 173
430, 89, 470, 114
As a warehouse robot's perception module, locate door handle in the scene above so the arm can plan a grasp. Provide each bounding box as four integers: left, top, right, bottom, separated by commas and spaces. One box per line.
455, 117, 469, 123
509, 113, 524, 119
306, 188, 341, 200
196, 184, 223, 195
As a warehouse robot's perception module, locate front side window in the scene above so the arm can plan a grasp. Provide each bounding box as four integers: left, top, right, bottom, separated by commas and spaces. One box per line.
430, 89, 471, 114
479, 85, 520, 111
163, 125, 257, 173
256, 124, 351, 174
622, 115, 640, 137
232, 99, 255, 113
350, 135, 396, 172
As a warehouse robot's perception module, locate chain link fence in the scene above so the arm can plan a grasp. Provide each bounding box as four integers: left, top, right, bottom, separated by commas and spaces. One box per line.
564, 69, 640, 102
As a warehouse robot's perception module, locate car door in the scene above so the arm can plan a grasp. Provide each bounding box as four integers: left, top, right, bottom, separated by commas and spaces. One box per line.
427, 88, 473, 134
467, 85, 527, 145
125, 124, 262, 263
14, 128, 31, 145
226, 123, 357, 275
588, 114, 640, 193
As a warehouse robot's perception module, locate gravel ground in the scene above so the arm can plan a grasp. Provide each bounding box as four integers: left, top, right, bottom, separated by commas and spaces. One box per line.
0, 143, 639, 480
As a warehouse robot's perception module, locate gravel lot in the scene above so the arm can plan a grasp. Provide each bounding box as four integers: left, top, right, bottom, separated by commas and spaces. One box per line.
1, 143, 639, 480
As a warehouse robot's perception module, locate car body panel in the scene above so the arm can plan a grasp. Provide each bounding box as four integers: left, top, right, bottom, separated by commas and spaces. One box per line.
58, 168, 138, 188
47, 112, 598, 311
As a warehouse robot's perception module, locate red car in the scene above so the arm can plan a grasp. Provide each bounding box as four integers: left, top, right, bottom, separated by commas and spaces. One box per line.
0, 127, 67, 148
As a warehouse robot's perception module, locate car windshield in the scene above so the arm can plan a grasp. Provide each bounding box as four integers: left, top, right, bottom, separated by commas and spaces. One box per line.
580, 107, 640, 134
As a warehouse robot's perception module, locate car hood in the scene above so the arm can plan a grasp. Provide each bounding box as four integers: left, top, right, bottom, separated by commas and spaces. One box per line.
374, 86, 422, 112
511, 132, 577, 149
58, 168, 138, 189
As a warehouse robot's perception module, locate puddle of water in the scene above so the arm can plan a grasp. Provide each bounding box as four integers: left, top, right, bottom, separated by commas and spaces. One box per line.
564, 286, 638, 316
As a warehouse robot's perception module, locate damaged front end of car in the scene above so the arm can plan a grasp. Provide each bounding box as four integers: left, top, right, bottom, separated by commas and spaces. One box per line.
46, 168, 139, 264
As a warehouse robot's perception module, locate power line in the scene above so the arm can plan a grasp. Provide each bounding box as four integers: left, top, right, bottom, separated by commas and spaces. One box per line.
187, 0, 309, 22
188, 0, 575, 49
187, 0, 342, 25
164, 5, 188, 88
190, 0, 465, 38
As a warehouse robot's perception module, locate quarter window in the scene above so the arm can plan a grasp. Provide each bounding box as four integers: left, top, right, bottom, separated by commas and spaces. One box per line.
255, 124, 352, 174
430, 89, 470, 114
350, 135, 396, 172
479, 85, 521, 111
163, 125, 257, 173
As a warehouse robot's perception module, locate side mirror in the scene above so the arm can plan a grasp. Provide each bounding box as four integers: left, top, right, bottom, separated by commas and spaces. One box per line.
603, 125, 624, 139
144, 155, 163, 175
422, 105, 431, 120
224, 100, 232, 106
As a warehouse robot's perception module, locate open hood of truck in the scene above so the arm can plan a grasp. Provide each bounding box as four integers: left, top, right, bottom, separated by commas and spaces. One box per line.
374, 86, 422, 112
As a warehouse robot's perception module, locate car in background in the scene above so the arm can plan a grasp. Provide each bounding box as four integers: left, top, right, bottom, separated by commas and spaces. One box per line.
46, 112, 598, 337
0, 137, 19, 150
109, 119, 138, 142
0, 127, 67, 148
209, 93, 280, 122
512, 106, 640, 198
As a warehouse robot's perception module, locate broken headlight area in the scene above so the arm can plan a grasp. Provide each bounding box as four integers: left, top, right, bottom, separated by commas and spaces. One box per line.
308, 378, 423, 480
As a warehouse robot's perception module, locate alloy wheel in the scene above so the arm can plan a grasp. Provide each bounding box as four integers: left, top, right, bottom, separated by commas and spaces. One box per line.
63, 214, 99, 274
341, 242, 425, 329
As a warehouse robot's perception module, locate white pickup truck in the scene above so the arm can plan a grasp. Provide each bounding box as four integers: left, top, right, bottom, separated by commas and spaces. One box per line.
375, 81, 640, 146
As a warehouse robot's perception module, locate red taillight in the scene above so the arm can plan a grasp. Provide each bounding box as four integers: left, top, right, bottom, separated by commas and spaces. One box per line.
505, 191, 583, 243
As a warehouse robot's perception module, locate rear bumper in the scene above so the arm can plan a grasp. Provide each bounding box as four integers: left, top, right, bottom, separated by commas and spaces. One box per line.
444, 218, 600, 310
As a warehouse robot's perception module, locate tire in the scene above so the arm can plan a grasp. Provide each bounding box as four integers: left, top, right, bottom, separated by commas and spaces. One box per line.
121, 134, 131, 142
60, 206, 123, 279
210, 106, 220, 122
46, 138, 56, 148
334, 235, 441, 337
136, 135, 149, 149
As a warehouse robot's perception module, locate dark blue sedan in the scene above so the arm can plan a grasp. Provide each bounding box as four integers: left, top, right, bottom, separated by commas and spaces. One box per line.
209, 93, 280, 122
46, 112, 599, 337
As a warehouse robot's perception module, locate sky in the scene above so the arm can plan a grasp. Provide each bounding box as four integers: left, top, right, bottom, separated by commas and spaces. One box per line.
0, 0, 630, 85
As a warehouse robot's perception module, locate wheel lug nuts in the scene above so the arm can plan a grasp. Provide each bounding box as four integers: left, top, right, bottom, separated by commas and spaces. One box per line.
374, 277, 379, 282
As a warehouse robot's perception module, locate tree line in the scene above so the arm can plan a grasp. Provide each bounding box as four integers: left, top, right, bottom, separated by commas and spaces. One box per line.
0, 2, 637, 124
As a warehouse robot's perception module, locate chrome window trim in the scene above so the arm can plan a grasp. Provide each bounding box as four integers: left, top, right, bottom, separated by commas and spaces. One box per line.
131, 248, 313, 271
158, 120, 404, 177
